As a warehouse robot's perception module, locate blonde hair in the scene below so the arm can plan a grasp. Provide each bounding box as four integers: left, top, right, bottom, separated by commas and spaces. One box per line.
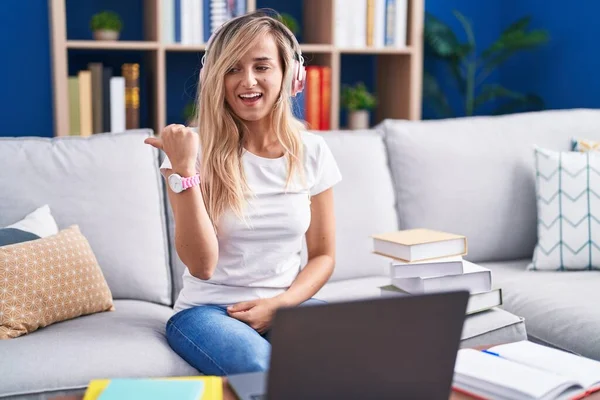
195, 11, 306, 229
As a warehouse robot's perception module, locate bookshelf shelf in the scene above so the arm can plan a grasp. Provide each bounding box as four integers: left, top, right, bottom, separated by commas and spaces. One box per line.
164, 44, 207, 52
339, 47, 413, 55
49, 0, 423, 137
66, 41, 160, 50
299, 44, 333, 53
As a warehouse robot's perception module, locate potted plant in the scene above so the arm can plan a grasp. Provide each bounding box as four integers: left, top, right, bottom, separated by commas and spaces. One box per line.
341, 82, 377, 129
423, 11, 549, 117
277, 13, 300, 36
90, 11, 123, 41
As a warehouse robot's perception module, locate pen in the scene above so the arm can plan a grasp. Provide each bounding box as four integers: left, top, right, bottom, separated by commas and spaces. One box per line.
481, 349, 501, 357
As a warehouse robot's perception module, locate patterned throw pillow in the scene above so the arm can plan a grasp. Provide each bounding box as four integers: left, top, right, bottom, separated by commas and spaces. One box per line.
530, 147, 600, 270
0, 225, 114, 339
572, 138, 600, 152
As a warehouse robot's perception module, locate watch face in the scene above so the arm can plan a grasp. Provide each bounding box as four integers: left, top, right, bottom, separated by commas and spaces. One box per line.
168, 174, 183, 193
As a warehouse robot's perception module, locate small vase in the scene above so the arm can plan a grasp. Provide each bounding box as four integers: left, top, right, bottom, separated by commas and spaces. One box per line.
347, 110, 370, 130
93, 30, 120, 41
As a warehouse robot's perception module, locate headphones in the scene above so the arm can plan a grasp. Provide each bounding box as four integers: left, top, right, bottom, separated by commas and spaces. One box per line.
199, 13, 306, 97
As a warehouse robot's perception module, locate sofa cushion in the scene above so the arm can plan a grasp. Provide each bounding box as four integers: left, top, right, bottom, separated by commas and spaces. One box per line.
2, 204, 59, 244
0, 300, 197, 399
378, 109, 600, 263
480, 258, 600, 360
301, 130, 399, 282
530, 147, 600, 270
0, 131, 172, 305
0, 225, 115, 339
315, 275, 526, 346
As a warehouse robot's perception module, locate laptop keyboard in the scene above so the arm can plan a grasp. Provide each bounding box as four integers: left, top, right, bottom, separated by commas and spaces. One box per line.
250, 395, 267, 400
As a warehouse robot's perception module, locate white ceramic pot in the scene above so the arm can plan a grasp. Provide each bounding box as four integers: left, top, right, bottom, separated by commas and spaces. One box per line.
93, 30, 120, 41
348, 110, 370, 130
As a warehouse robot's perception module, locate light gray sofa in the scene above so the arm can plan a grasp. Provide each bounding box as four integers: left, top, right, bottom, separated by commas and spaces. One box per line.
2, 108, 596, 399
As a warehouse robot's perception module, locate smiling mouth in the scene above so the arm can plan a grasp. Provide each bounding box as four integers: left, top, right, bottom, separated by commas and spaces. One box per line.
238, 93, 263, 104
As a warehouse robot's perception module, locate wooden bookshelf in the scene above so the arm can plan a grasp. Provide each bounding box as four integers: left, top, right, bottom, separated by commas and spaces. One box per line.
48, 0, 423, 137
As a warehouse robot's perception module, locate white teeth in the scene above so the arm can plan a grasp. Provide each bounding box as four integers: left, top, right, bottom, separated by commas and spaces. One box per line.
239, 93, 262, 99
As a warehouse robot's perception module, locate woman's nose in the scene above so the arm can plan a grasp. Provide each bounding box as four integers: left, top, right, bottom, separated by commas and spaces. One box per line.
241, 69, 257, 88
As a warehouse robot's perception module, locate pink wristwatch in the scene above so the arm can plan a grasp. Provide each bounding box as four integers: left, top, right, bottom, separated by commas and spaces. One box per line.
167, 173, 200, 194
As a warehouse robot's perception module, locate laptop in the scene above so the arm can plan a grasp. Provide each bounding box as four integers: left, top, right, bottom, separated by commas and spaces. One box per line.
228, 290, 469, 400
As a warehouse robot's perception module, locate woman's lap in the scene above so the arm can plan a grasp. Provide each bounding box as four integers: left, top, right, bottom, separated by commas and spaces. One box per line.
166, 297, 326, 376
166, 304, 271, 376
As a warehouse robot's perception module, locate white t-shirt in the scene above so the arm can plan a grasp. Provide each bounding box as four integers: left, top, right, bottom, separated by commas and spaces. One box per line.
159, 131, 342, 312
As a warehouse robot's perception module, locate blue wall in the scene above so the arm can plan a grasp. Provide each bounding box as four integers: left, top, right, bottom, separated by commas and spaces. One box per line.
501, 0, 600, 110
1, 0, 598, 137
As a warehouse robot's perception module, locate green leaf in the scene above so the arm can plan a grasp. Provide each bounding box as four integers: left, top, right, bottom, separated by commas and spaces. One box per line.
482, 16, 532, 59
422, 71, 454, 118
447, 59, 466, 94
478, 29, 549, 82
341, 82, 377, 111
453, 10, 475, 48
424, 12, 463, 58
473, 84, 525, 111
492, 93, 545, 115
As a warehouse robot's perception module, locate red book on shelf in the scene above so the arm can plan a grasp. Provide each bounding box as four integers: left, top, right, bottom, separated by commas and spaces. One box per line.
304, 66, 321, 131
319, 66, 331, 130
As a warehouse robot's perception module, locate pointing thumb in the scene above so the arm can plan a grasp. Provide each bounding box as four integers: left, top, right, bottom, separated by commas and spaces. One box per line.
144, 137, 163, 149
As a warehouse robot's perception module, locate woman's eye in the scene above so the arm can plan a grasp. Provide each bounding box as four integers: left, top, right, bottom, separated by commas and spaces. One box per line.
227, 67, 240, 74
256, 66, 269, 71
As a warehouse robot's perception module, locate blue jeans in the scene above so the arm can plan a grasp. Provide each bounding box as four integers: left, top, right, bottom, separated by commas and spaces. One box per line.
166, 298, 326, 376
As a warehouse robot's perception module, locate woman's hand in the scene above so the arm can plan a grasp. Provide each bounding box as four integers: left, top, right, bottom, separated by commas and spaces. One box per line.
144, 124, 199, 172
227, 298, 281, 334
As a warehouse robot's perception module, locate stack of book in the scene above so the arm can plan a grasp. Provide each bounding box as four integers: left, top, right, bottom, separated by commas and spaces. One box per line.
67, 62, 139, 136
371, 228, 502, 315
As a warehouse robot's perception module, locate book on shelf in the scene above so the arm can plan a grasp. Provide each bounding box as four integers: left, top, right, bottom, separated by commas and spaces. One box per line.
297, 65, 331, 131
380, 285, 502, 315
371, 228, 468, 262
122, 63, 140, 130
389, 254, 464, 278
166, 0, 247, 45
77, 70, 93, 136
390, 260, 491, 294
67, 62, 132, 136
335, 0, 408, 48
453, 340, 600, 400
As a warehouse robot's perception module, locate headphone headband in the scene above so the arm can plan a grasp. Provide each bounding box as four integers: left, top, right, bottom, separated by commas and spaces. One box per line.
199, 11, 306, 97
201, 12, 303, 67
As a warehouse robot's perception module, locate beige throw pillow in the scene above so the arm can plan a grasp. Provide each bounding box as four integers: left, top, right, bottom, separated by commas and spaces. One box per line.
0, 225, 114, 339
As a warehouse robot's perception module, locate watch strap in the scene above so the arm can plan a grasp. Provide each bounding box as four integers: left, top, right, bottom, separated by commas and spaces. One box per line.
181, 174, 200, 190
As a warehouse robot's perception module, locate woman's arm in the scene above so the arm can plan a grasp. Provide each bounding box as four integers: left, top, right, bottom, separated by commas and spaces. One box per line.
164, 165, 219, 280
274, 187, 336, 307
145, 125, 219, 280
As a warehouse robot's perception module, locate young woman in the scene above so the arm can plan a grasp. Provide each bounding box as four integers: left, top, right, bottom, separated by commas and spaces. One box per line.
144, 10, 342, 376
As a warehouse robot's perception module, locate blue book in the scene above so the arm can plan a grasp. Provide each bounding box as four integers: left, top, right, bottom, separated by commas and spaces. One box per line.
98, 379, 205, 400
175, 0, 182, 43
203, 0, 211, 42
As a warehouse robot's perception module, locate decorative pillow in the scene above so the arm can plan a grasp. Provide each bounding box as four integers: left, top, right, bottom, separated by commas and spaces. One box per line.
572, 138, 600, 152
1, 205, 59, 246
529, 147, 600, 270
0, 225, 115, 339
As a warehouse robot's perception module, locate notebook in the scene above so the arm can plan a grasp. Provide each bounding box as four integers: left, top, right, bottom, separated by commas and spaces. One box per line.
83, 376, 222, 400
453, 341, 600, 400
97, 379, 204, 400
